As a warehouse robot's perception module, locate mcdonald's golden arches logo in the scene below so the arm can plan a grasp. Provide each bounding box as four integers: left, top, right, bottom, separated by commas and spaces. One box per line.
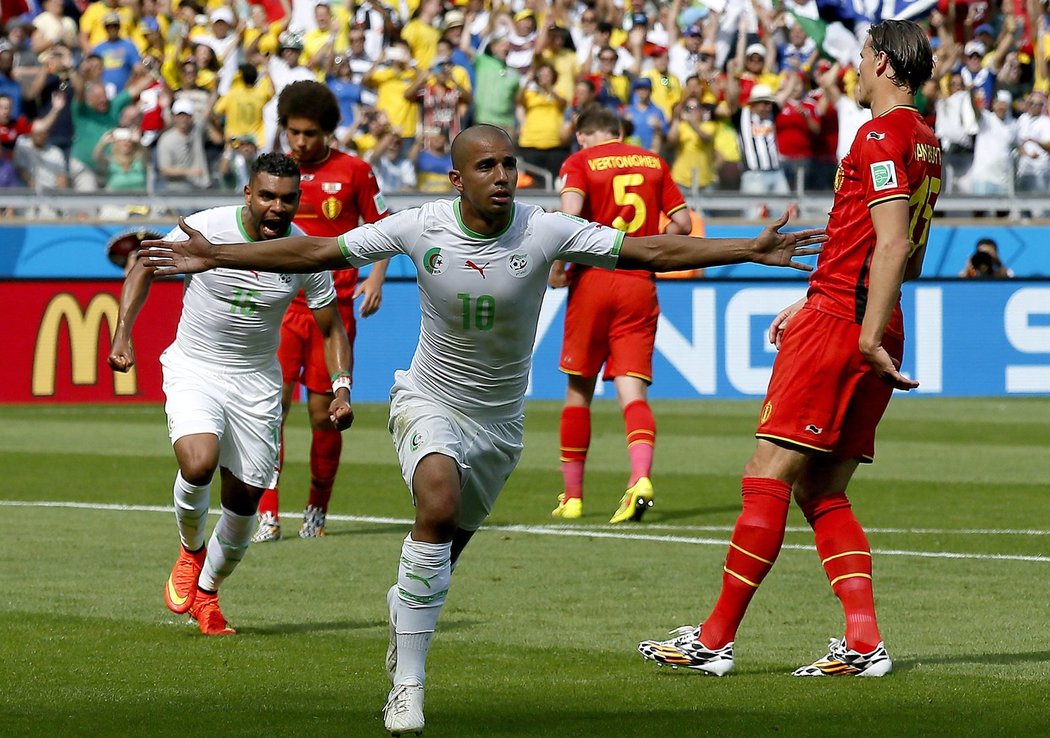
32, 293, 137, 397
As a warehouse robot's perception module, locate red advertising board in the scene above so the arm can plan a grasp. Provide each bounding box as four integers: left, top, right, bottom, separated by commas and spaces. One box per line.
1, 280, 183, 403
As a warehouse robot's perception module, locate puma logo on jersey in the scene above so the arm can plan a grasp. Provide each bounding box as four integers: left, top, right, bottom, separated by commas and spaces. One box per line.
466, 260, 490, 278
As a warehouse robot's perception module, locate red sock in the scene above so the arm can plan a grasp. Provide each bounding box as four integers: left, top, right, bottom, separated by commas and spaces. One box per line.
307, 429, 341, 511
559, 406, 590, 499
258, 429, 284, 518
623, 400, 655, 486
700, 477, 791, 649
799, 492, 881, 653
258, 488, 279, 518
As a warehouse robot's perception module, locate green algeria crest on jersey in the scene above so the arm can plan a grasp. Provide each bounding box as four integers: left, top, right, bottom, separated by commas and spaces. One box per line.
423, 247, 446, 275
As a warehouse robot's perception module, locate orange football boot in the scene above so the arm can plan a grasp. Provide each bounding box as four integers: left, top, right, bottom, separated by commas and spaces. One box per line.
164, 545, 206, 614
188, 591, 236, 636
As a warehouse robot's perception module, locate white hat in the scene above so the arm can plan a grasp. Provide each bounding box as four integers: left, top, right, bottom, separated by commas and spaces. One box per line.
745, 42, 766, 58
442, 9, 465, 30
278, 30, 304, 50
210, 7, 234, 25
964, 40, 986, 57
995, 89, 1012, 104
171, 98, 195, 116
385, 45, 409, 64
747, 84, 776, 104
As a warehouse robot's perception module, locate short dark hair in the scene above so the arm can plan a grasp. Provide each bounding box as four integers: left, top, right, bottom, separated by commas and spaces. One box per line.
867, 19, 934, 93
239, 63, 258, 86
277, 80, 341, 133
575, 106, 622, 136
251, 152, 301, 180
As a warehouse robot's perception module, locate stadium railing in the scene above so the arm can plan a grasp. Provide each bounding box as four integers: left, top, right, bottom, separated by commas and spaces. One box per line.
2, 188, 1048, 222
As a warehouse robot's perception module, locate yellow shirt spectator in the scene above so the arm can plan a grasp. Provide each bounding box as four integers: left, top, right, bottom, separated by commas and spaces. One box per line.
670, 118, 716, 190
130, 16, 170, 55
713, 110, 742, 174
368, 64, 419, 140
542, 48, 577, 105
80, 2, 134, 48
402, 18, 441, 71
303, 28, 348, 76
352, 132, 379, 157
213, 75, 274, 143
244, 22, 282, 58
643, 69, 683, 120
518, 88, 565, 149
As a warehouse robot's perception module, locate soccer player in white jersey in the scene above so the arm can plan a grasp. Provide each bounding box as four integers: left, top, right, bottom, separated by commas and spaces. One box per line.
108, 153, 354, 636
141, 125, 824, 733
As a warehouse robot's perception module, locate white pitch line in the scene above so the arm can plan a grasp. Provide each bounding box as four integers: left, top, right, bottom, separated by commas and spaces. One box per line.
2, 500, 1049, 563
562, 522, 1050, 537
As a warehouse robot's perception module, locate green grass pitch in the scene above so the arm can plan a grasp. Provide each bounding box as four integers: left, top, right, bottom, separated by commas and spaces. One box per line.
1, 398, 1048, 736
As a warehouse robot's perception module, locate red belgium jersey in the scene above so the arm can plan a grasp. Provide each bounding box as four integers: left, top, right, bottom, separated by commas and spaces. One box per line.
288, 148, 388, 312
559, 138, 686, 278
809, 105, 941, 337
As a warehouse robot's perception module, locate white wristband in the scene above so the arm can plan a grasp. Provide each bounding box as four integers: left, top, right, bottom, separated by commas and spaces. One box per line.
332, 374, 352, 394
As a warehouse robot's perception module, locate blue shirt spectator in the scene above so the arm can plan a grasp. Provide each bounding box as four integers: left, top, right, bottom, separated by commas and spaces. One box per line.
327, 61, 362, 131
0, 45, 22, 119
623, 79, 667, 151
93, 13, 140, 98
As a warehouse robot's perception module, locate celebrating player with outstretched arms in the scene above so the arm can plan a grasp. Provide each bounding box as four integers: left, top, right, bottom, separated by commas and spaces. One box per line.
142, 124, 823, 736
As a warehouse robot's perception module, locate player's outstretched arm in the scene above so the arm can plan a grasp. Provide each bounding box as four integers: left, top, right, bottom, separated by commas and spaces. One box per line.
616, 210, 825, 273
107, 257, 156, 373
141, 217, 347, 275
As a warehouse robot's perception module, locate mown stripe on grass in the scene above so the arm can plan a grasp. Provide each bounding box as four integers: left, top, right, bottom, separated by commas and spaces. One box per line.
3, 499, 1049, 563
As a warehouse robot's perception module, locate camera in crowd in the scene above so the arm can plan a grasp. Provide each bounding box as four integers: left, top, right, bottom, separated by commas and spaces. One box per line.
968, 249, 1001, 277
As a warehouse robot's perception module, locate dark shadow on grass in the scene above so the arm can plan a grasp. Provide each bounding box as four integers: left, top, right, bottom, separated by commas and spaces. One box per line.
238, 616, 482, 636
648, 504, 742, 523
237, 618, 381, 635
320, 523, 410, 539
894, 650, 1050, 671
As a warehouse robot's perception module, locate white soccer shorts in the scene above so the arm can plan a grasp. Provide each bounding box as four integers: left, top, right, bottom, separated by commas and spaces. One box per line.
388, 372, 524, 532
161, 346, 282, 490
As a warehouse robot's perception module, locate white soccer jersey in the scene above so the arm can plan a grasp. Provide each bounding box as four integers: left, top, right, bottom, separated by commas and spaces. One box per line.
166, 205, 336, 372
337, 199, 623, 420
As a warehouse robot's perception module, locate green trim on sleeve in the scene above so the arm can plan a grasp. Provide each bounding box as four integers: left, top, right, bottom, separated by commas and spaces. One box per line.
611, 230, 625, 257
337, 234, 352, 263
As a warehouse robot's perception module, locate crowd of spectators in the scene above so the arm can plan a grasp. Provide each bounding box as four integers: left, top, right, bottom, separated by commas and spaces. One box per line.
1, 0, 1049, 221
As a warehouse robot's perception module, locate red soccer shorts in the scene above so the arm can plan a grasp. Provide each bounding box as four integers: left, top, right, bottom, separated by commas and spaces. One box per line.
278, 305, 356, 395
558, 268, 659, 382
755, 306, 903, 462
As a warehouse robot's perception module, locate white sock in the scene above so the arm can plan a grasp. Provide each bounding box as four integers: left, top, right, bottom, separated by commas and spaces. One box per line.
393, 534, 452, 687
198, 507, 254, 592
173, 471, 210, 551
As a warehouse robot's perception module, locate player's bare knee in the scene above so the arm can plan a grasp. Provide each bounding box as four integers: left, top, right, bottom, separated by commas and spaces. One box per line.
219, 472, 262, 516
174, 435, 219, 485
177, 456, 217, 485
414, 494, 460, 541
